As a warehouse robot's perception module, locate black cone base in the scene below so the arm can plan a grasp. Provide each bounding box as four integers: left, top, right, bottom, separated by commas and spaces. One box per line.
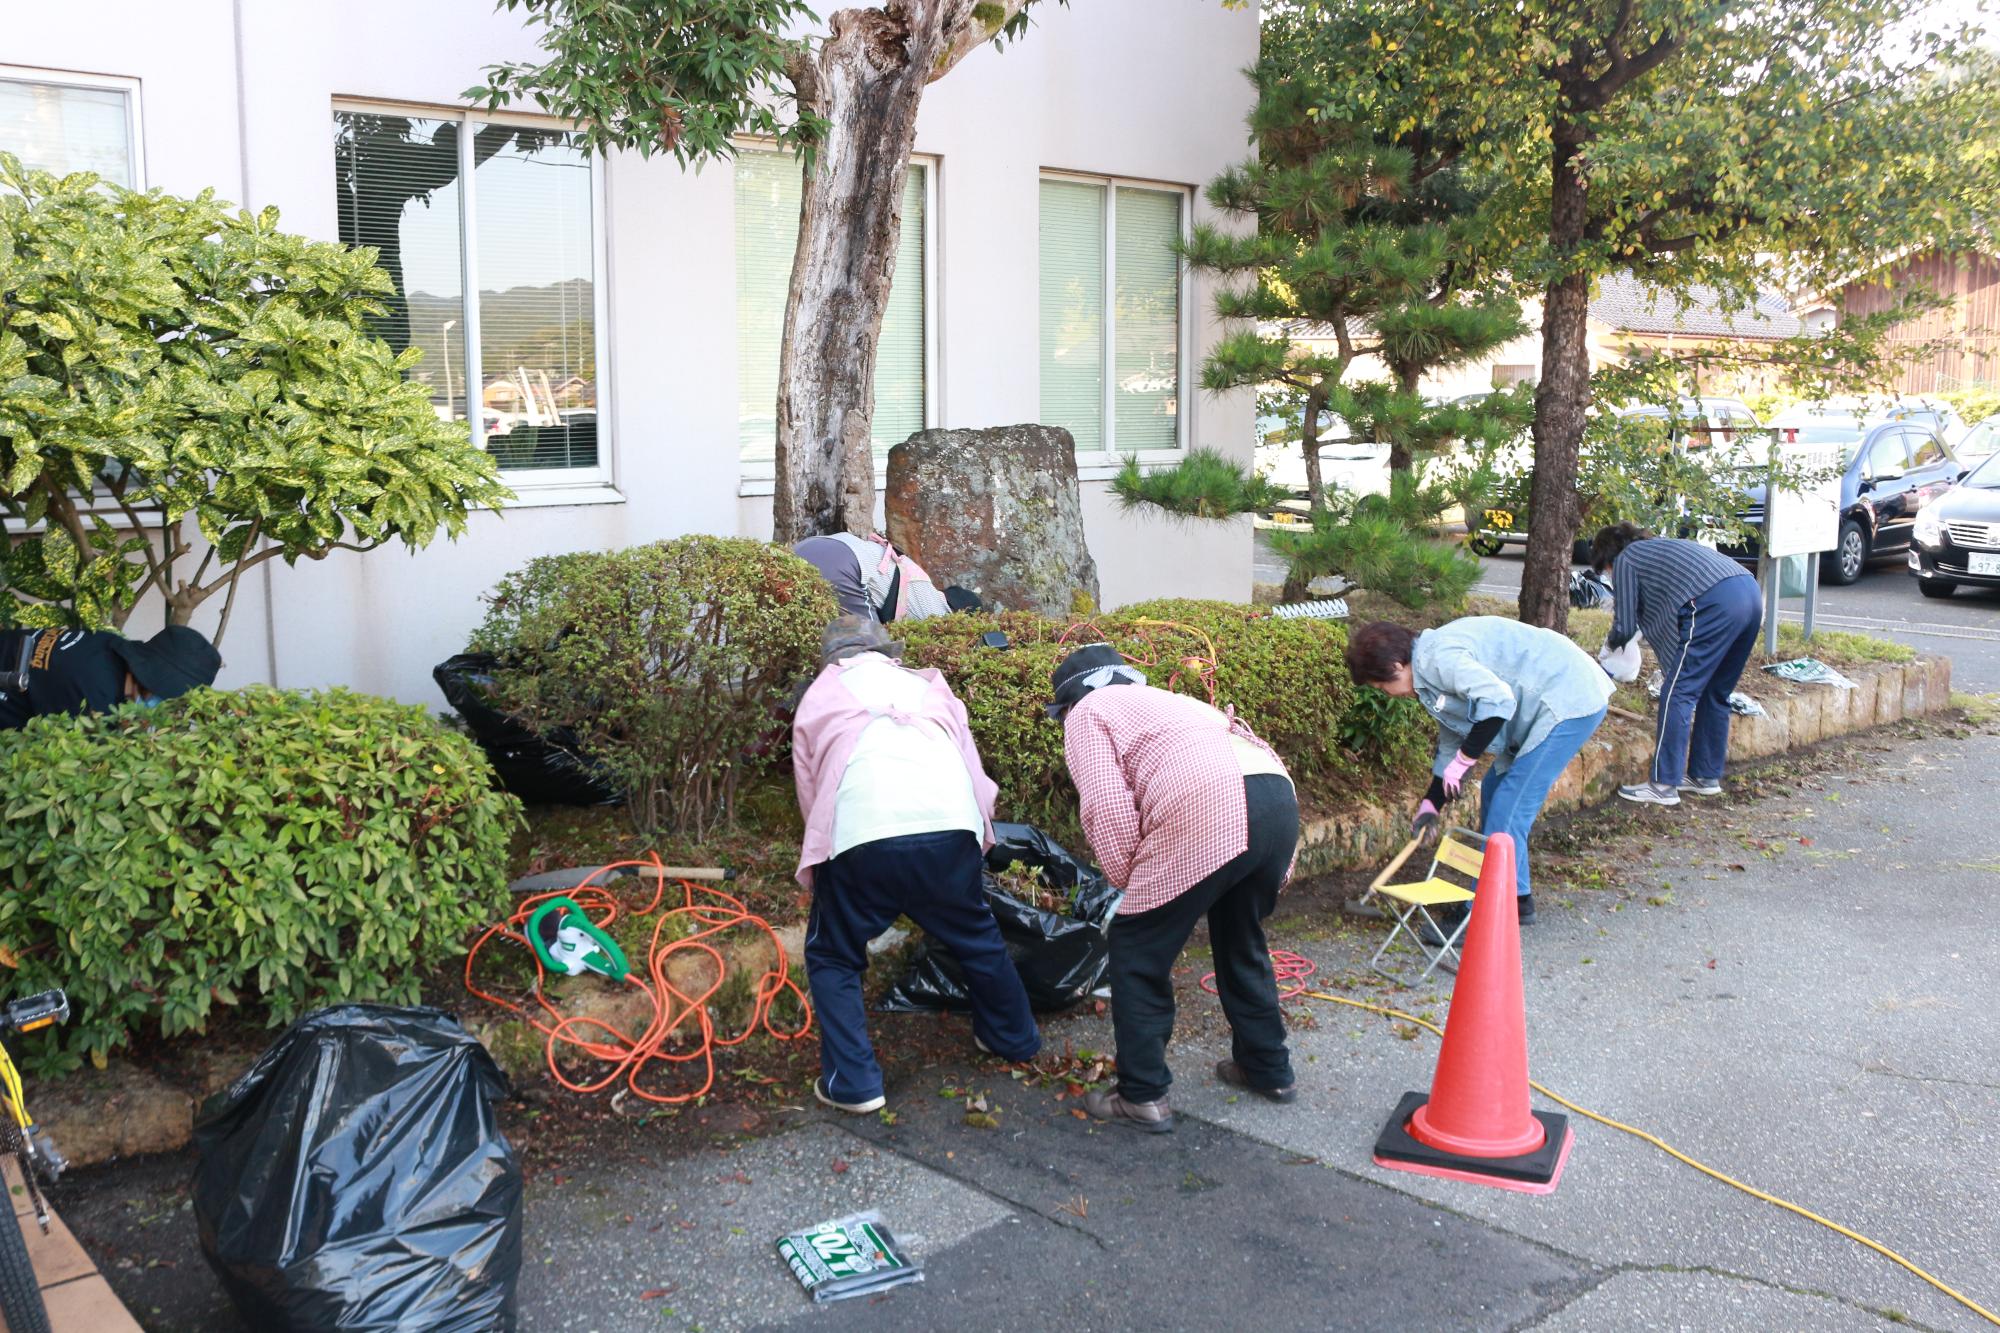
1372, 1090, 1571, 1186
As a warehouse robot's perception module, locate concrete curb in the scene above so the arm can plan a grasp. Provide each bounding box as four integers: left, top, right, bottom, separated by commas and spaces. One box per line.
1295, 655, 1953, 878
5, 1157, 143, 1331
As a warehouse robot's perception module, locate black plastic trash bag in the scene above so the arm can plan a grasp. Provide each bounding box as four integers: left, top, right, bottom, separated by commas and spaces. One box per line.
193, 1005, 523, 1333
434, 653, 620, 805
882, 823, 1121, 1013
1568, 568, 1613, 610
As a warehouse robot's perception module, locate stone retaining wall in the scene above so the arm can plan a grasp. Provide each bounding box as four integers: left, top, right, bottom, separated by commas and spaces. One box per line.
1295, 655, 1953, 879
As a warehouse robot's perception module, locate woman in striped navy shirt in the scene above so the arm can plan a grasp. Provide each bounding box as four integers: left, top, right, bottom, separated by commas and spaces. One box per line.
1592, 523, 1762, 806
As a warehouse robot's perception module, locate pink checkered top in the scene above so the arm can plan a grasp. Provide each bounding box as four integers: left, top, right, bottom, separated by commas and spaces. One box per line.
1062, 685, 1291, 915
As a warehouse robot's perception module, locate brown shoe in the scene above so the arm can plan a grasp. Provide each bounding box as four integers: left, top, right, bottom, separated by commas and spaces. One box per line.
1215, 1060, 1296, 1105
1080, 1088, 1174, 1134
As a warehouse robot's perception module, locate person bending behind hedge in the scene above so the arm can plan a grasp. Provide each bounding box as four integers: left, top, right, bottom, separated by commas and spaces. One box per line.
1590, 522, 1763, 807
790, 615, 1040, 1114
0, 625, 220, 730
1345, 618, 1611, 932
792, 532, 963, 623
1051, 644, 1300, 1134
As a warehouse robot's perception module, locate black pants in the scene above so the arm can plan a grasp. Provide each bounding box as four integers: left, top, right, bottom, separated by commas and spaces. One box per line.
807, 831, 1040, 1102
1105, 775, 1299, 1103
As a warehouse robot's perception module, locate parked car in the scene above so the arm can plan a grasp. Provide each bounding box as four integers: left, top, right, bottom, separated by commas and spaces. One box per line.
1956, 414, 2000, 468
1882, 398, 1970, 449
1618, 397, 1763, 452
1909, 447, 2000, 597
1254, 414, 1390, 503
1737, 421, 1963, 585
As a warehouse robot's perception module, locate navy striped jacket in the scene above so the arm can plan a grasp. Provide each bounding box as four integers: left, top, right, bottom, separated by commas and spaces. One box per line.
1605, 538, 1752, 657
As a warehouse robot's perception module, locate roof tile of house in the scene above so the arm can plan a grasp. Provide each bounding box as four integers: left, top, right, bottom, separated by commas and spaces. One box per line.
1587, 271, 1801, 340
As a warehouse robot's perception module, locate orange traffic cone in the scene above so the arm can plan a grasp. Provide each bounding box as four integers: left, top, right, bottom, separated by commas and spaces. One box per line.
1372, 832, 1573, 1195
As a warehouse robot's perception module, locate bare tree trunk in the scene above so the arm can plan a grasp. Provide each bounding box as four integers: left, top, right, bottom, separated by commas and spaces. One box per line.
1388, 364, 1421, 475
771, 1, 1027, 544
1521, 121, 1592, 632
1300, 383, 1330, 511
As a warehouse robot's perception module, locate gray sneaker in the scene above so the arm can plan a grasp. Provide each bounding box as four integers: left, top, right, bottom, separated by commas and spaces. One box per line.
1677, 778, 1723, 797
1618, 782, 1682, 806
1081, 1088, 1175, 1134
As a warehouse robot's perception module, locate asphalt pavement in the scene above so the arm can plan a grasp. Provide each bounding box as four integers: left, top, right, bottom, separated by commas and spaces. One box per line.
506, 723, 1996, 1332
51, 720, 2000, 1332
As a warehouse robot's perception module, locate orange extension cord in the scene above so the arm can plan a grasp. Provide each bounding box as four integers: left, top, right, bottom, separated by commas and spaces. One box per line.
1059, 617, 1223, 704
464, 853, 813, 1105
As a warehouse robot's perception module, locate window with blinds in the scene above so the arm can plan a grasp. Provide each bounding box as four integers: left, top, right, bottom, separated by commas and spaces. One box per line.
1039, 176, 1185, 456
0, 76, 137, 187
1039, 179, 1106, 453
333, 108, 603, 480
737, 149, 928, 463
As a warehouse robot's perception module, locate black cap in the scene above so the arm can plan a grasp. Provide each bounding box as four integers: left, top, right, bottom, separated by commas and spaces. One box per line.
1046, 643, 1130, 720
106, 626, 221, 700
943, 586, 983, 614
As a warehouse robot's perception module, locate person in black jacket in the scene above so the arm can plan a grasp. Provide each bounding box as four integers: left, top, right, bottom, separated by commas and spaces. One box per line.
0, 625, 220, 730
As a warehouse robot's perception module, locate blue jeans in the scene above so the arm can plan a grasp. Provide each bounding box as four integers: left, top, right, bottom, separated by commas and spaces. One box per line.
1479, 709, 1608, 897
806, 831, 1040, 1103
1652, 576, 1763, 788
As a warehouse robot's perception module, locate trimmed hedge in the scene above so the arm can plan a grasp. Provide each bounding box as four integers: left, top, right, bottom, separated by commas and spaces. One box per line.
900, 598, 1432, 842
0, 688, 521, 1070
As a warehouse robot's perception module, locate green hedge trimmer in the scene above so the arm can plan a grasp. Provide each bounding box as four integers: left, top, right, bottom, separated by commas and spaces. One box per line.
525, 897, 630, 982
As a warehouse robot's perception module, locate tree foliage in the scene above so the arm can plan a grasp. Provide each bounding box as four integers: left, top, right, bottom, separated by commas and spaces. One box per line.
0, 157, 511, 641
1186, 30, 1529, 503
471, 0, 1072, 541
1286, 0, 2000, 628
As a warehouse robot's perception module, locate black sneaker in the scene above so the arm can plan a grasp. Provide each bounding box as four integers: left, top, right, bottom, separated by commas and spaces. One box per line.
1517, 894, 1537, 926
1419, 903, 1469, 948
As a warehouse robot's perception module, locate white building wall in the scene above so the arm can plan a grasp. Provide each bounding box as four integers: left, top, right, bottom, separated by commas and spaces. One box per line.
8, 0, 1259, 705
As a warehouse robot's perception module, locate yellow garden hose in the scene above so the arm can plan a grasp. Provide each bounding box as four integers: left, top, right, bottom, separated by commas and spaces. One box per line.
1300, 988, 2000, 1328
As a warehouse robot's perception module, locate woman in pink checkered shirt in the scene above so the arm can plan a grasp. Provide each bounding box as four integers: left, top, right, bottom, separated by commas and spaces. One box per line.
1049, 644, 1301, 1134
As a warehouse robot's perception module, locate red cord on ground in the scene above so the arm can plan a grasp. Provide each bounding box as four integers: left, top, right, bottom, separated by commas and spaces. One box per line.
1200, 948, 1316, 1001
464, 853, 813, 1105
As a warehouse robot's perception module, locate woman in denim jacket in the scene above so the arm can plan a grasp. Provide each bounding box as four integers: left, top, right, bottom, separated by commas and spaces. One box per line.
1346, 617, 1612, 925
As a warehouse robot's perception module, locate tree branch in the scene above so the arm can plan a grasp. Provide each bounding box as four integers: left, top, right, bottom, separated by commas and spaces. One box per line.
103, 469, 169, 595
1572, 31, 1681, 111
932, 0, 1033, 83
1605, 0, 1636, 64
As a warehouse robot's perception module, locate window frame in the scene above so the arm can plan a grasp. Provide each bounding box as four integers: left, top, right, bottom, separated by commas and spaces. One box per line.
0, 65, 146, 188
1038, 168, 1195, 468
333, 97, 617, 498
732, 144, 940, 491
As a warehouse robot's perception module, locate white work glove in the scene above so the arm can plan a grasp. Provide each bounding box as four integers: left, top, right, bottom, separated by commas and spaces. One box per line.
1599, 634, 1643, 684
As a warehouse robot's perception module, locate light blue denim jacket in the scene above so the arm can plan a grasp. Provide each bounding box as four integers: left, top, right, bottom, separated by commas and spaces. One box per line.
1410, 617, 1613, 776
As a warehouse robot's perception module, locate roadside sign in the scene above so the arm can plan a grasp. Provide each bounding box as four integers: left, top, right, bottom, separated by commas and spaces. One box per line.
1765, 439, 1842, 558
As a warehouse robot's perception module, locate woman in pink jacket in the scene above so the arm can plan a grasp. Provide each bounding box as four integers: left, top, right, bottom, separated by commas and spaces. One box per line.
791, 616, 1039, 1113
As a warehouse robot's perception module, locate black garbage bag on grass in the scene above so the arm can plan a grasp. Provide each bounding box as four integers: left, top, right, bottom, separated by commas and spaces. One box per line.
881, 823, 1121, 1013
434, 652, 621, 805
193, 1005, 522, 1333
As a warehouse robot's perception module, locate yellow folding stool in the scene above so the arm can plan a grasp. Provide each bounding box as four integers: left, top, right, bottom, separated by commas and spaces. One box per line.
1363, 828, 1487, 982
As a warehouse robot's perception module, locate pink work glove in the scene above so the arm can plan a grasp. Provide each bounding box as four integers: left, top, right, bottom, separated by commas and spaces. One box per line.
1441, 750, 1477, 798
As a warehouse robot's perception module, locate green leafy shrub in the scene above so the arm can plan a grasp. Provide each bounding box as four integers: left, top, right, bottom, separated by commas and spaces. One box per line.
0, 154, 510, 641
900, 599, 1431, 843
472, 536, 837, 837
0, 688, 521, 1070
